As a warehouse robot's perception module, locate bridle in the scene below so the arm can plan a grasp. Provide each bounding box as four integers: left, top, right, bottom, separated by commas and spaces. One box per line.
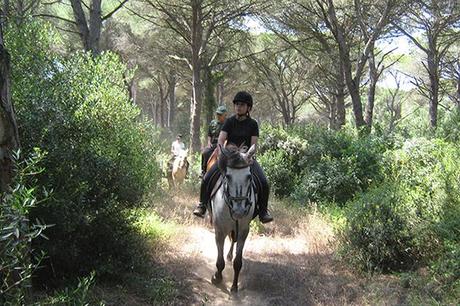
222, 166, 254, 221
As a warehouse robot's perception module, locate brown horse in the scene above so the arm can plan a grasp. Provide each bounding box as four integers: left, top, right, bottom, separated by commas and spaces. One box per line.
169, 149, 188, 187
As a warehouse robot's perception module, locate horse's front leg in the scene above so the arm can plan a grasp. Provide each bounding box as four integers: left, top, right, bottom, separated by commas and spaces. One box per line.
211, 230, 226, 285
226, 236, 234, 262
231, 229, 249, 293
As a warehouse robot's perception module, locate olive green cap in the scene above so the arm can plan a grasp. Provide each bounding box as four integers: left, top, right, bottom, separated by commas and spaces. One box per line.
216, 105, 227, 114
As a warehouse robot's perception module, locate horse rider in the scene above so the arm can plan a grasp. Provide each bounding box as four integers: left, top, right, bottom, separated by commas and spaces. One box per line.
168, 134, 187, 173
201, 105, 227, 177
193, 91, 273, 224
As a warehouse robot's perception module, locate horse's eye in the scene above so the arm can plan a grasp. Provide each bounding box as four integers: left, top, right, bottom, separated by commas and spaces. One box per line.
246, 174, 252, 180
226, 174, 231, 180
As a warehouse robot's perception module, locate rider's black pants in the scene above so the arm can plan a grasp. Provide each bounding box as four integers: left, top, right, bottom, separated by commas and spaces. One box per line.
199, 160, 270, 213
201, 146, 215, 173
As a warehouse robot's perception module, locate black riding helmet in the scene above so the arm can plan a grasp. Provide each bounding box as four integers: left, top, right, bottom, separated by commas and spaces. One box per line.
232, 91, 253, 108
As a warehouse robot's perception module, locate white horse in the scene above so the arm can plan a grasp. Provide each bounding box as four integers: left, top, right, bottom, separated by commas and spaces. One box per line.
210, 144, 257, 293
170, 149, 188, 187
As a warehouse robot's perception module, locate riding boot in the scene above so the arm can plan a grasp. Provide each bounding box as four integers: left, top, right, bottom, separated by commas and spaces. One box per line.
193, 202, 206, 218
258, 202, 273, 223
193, 179, 208, 218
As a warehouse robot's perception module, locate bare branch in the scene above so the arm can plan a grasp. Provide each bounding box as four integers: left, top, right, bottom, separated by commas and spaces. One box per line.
102, 0, 129, 21
33, 13, 77, 25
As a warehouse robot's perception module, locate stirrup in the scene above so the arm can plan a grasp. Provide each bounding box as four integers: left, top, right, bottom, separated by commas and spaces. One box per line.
193, 204, 206, 218
259, 211, 273, 224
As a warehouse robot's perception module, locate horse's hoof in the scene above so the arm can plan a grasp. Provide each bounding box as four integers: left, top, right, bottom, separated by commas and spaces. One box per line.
231, 286, 238, 294
211, 274, 222, 285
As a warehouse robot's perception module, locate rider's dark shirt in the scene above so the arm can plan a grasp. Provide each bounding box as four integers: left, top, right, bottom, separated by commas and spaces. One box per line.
221, 115, 259, 147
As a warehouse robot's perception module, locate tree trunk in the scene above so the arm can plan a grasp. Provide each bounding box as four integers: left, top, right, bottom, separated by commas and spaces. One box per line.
275, 93, 290, 126
158, 80, 165, 128
189, 0, 203, 153
365, 47, 378, 130
149, 100, 155, 124
167, 71, 176, 128
124, 73, 136, 104
70, 0, 90, 50
330, 9, 365, 129
153, 98, 158, 126
70, 0, 102, 54
342, 54, 366, 129
329, 95, 338, 130
217, 80, 224, 105
427, 51, 439, 129
336, 64, 346, 127
203, 65, 216, 127
88, 0, 102, 54
0, 23, 19, 192
456, 73, 460, 112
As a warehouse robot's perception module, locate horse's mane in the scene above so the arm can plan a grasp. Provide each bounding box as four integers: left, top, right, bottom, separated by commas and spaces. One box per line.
218, 144, 250, 170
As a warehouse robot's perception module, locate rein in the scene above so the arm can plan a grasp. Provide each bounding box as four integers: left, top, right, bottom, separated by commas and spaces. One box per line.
222, 168, 254, 222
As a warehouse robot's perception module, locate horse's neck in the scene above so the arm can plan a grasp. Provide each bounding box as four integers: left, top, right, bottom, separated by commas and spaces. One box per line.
173, 158, 184, 171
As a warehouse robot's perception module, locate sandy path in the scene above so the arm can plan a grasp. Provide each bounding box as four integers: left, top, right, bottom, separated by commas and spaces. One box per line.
153, 190, 406, 306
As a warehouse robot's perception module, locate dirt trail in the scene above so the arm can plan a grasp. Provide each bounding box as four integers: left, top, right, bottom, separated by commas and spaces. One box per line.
153, 190, 407, 306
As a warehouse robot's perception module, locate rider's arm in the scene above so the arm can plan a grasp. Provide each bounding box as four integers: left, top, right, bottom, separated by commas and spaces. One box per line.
207, 136, 212, 148
217, 131, 228, 154
251, 136, 258, 153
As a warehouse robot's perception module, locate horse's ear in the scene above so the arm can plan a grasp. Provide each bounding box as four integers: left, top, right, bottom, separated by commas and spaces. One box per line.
184, 149, 189, 155
219, 144, 229, 158
247, 144, 256, 159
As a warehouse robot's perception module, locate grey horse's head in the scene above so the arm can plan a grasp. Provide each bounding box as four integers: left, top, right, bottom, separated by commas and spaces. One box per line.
218, 144, 256, 220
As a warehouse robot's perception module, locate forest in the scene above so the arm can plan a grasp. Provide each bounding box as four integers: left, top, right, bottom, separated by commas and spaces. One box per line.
1, 0, 459, 305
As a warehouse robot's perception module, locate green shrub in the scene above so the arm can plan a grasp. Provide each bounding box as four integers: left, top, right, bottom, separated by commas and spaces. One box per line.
437, 109, 460, 142
40, 272, 98, 305
340, 138, 458, 272
340, 182, 439, 272
0, 150, 49, 305
259, 124, 387, 204
6, 20, 162, 283
258, 149, 298, 197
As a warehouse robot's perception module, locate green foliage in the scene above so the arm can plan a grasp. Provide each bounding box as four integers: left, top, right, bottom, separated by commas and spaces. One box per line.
6, 20, 162, 283
259, 124, 387, 204
40, 272, 98, 305
340, 182, 436, 272
134, 210, 176, 242
258, 149, 298, 197
437, 109, 460, 142
340, 138, 460, 275
0, 150, 49, 305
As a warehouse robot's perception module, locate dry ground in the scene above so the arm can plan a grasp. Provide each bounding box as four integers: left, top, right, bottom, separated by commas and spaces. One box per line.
144, 188, 410, 306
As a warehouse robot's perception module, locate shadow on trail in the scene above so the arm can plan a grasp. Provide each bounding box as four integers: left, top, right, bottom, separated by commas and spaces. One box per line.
240, 255, 359, 306
162, 248, 362, 305
151, 192, 408, 305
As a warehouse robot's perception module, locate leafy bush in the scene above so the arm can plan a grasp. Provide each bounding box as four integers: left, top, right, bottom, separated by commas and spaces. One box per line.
41, 272, 98, 305
437, 109, 460, 142
340, 138, 459, 273
0, 150, 48, 305
6, 20, 162, 282
259, 124, 387, 204
340, 183, 438, 272
258, 149, 298, 197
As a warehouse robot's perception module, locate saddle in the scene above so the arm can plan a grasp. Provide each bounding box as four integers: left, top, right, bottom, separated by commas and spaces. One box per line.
206, 146, 219, 172
206, 170, 261, 220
